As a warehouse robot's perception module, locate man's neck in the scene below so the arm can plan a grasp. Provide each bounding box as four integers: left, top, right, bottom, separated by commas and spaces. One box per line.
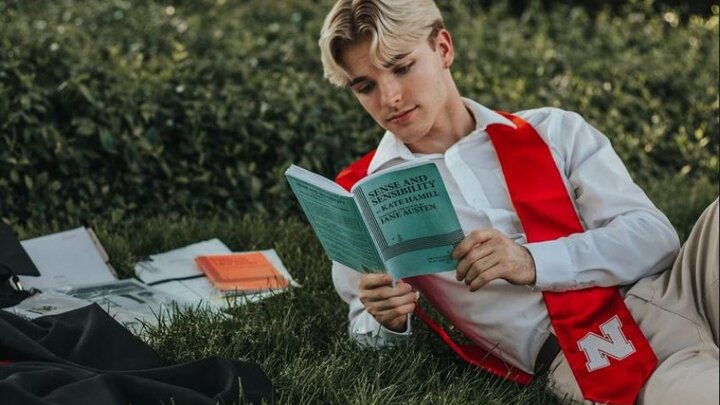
406, 94, 475, 155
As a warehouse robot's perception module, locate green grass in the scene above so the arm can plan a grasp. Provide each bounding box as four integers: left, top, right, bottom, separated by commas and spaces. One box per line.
15, 178, 717, 404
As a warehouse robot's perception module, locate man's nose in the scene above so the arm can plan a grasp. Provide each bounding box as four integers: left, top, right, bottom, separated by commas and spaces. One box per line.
379, 78, 402, 108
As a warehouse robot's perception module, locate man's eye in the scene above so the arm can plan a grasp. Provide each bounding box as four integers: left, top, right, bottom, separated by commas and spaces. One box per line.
395, 63, 413, 76
355, 83, 375, 94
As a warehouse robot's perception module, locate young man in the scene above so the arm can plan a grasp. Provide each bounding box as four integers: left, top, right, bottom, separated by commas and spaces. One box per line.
318, 1, 719, 404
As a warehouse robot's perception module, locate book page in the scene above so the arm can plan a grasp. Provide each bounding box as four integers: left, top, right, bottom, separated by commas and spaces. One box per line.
352, 162, 464, 279
286, 168, 384, 272
19, 227, 117, 290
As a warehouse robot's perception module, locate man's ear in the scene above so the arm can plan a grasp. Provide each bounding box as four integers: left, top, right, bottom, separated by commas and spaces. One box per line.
435, 29, 454, 69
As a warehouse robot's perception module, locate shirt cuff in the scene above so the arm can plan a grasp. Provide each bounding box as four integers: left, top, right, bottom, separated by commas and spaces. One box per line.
377, 315, 413, 341
525, 239, 575, 291
351, 312, 412, 348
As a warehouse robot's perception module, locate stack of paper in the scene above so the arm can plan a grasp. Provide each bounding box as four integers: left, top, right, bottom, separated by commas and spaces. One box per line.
7, 227, 188, 333
134, 239, 297, 308
196, 252, 290, 292
4, 228, 297, 332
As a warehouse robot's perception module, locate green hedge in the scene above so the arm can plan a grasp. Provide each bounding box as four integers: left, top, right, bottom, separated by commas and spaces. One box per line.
1, 0, 718, 226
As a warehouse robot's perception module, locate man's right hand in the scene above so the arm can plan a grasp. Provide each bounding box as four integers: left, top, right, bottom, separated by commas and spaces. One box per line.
358, 273, 416, 332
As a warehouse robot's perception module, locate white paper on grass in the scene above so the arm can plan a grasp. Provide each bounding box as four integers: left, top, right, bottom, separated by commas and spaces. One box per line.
152, 279, 280, 308
2, 291, 93, 320
18, 227, 117, 290
135, 240, 299, 308
151, 277, 229, 308
52, 279, 192, 333
134, 238, 232, 284
151, 249, 300, 308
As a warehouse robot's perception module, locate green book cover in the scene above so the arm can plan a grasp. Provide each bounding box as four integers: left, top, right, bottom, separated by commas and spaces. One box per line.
285, 161, 463, 279
285, 166, 383, 272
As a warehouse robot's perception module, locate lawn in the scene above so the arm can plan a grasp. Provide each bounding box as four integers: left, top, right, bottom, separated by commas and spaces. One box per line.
13, 178, 717, 404
3, 0, 719, 403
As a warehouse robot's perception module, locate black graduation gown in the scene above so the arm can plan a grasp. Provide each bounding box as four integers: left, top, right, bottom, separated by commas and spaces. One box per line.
0, 304, 274, 405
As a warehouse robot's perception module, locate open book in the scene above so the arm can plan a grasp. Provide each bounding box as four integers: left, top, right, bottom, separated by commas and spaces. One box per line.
18, 227, 117, 290
285, 160, 464, 279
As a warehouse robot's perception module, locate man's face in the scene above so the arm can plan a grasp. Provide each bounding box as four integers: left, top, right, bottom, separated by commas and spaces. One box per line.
339, 33, 453, 148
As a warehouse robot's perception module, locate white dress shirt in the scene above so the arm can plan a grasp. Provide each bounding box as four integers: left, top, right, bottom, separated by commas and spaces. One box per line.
331, 98, 680, 373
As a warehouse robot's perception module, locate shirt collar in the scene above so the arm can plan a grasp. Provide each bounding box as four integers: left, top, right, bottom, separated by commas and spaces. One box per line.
367, 98, 516, 174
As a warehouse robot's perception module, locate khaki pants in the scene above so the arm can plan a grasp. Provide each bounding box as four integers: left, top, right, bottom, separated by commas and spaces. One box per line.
548, 199, 719, 405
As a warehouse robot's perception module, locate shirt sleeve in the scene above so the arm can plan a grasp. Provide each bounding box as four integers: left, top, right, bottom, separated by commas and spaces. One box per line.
523, 109, 680, 291
331, 261, 412, 347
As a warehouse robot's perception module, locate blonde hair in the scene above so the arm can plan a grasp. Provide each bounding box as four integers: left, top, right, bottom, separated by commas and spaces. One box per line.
318, 0, 444, 87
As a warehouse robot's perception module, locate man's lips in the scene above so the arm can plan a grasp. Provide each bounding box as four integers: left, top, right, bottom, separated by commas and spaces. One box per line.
386, 106, 418, 123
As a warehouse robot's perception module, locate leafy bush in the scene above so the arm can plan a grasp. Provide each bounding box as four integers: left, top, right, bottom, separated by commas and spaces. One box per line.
1, 0, 718, 226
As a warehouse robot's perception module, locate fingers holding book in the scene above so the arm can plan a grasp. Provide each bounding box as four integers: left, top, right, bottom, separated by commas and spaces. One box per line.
358, 274, 416, 333
453, 228, 536, 291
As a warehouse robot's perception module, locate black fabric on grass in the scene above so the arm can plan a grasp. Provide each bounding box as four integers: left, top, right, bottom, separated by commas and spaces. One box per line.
0, 222, 40, 278
0, 222, 39, 308
0, 304, 274, 404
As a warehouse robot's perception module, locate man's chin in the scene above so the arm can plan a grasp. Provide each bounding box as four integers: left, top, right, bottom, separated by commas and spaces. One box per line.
396, 132, 431, 148
395, 131, 418, 143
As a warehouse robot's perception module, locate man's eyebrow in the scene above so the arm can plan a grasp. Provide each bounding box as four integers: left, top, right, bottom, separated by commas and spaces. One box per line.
347, 52, 413, 87
381, 52, 411, 69
348, 76, 369, 87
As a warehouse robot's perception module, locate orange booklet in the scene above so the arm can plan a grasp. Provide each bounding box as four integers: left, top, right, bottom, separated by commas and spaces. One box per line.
194, 252, 289, 292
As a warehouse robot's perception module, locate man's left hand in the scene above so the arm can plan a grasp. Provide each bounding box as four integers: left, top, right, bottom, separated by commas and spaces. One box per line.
452, 228, 536, 291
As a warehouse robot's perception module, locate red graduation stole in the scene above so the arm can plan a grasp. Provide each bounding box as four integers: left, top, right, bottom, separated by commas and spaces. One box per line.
335, 112, 657, 405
